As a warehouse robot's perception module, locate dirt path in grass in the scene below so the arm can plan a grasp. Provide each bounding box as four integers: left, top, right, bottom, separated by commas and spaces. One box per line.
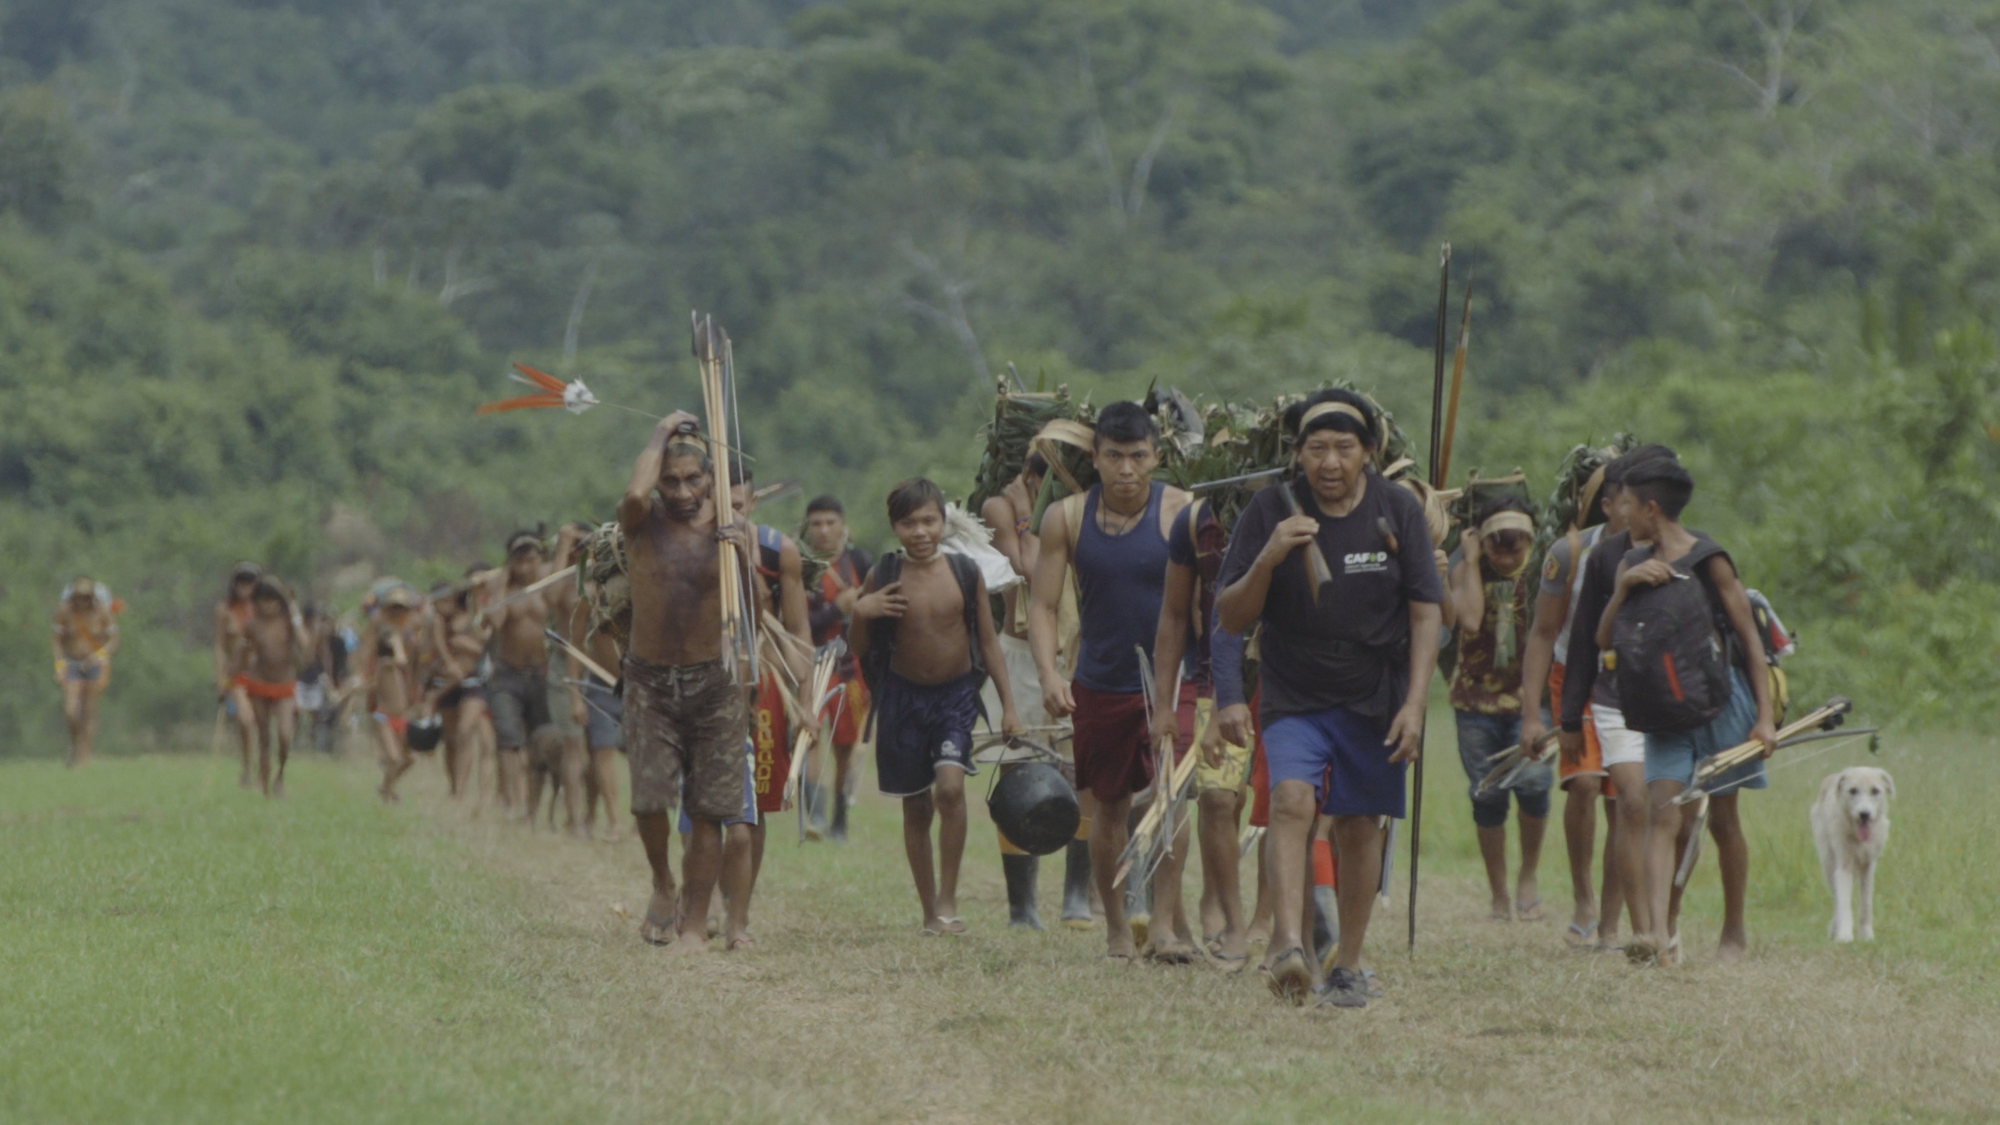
400, 760, 2000, 1125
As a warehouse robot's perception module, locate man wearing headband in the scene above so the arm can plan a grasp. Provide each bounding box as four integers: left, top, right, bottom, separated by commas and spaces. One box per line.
617, 411, 752, 953
1028, 401, 1193, 962
1519, 447, 1629, 950
52, 577, 120, 767
214, 563, 261, 786
1216, 388, 1442, 1009
1448, 496, 1551, 922
481, 528, 559, 818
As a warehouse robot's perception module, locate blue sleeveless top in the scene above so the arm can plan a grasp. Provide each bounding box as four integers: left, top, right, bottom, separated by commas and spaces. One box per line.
1072, 481, 1169, 694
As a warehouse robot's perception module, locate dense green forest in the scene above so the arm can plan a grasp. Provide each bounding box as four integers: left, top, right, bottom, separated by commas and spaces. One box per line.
3, 0, 1996, 751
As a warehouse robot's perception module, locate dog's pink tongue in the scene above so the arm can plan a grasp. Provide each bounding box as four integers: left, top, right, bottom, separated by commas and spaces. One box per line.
1857, 821, 1873, 843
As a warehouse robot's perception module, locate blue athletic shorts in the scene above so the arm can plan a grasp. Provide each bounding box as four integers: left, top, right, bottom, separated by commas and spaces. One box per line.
1644, 667, 1766, 792
874, 670, 982, 798
1262, 705, 1405, 819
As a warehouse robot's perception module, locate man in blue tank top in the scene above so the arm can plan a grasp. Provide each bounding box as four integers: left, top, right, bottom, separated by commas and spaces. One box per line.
1028, 402, 1192, 962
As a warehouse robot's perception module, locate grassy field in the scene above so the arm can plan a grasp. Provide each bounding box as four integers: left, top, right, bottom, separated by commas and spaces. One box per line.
5, 717, 1998, 1124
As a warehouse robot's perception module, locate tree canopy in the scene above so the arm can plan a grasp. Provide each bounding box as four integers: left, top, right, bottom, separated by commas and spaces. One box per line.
2, 0, 1997, 749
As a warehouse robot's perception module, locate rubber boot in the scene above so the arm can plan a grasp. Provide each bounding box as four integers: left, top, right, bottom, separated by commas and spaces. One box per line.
1060, 838, 1094, 928
1003, 853, 1043, 930
1126, 863, 1153, 951
829, 788, 849, 842
803, 782, 828, 841
1125, 806, 1152, 950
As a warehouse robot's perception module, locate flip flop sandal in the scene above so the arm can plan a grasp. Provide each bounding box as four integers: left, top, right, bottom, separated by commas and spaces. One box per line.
1516, 899, 1546, 922
1143, 943, 1197, 965
1208, 951, 1251, 974
1565, 921, 1599, 946
727, 935, 756, 952
1102, 951, 1139, 965
937, 916, 968, 935
1265, 947, 1314, 1007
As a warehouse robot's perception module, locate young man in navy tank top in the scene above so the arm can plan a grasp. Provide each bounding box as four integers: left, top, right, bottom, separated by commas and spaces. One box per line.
1027, 402, 1192, 962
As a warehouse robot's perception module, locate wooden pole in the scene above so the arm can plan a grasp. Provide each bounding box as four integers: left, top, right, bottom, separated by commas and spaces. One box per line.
1411, 241, 1450, 955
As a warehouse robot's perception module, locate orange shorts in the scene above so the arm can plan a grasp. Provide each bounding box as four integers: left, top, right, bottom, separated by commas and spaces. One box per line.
234, 673, 296, 702
1549, 664, 1612, 796
752, 673, 793, 814
825, 675, 869, 749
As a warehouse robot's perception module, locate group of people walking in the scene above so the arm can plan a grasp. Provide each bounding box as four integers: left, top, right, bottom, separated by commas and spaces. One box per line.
63, 377, 1784, 1013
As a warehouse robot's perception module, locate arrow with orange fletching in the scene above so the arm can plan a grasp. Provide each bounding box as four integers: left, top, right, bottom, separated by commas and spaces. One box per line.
475, 361, 602, 416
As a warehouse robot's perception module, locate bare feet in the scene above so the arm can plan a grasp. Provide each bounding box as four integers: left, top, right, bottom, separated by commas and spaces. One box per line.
1105, 930, 1138, 961
239, 770, 254, 789
1716, 933, 1747, 963
1489, 898, 1513, 921
666, 929, 710, 955
640, 889, 679, 946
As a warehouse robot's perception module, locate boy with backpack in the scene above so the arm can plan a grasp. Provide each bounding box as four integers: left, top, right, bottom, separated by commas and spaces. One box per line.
851, 478, 1022, 935
1596, 454, 1777, 965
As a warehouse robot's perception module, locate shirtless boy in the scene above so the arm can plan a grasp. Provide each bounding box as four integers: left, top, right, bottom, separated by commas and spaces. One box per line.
237, 578, 310, 797
52, 578, 119, 767
428, 577, 495, 804
618, 413, 753, 953
851, 478, 1021, 935
364, 585, 424, 802
214, 563, 261, 786
481, 531, 556, 819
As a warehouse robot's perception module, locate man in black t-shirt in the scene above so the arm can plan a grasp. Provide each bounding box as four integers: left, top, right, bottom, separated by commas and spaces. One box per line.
1216, 390, 1443, 1009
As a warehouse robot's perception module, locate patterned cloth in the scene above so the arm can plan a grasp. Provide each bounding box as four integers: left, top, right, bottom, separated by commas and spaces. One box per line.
623, 655, 748, 820
1448, 558, 1531, 716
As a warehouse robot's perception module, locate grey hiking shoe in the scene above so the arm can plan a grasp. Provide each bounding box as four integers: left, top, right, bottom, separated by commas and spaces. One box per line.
1315, 966, 1369, 1009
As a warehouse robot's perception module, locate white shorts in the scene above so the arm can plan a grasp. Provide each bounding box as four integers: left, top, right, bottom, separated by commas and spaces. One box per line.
1591, 703, 1648, 769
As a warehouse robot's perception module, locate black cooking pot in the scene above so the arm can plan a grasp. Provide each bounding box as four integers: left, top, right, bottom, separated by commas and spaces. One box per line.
406, 714, 445, 752
987, 760, 1080, 856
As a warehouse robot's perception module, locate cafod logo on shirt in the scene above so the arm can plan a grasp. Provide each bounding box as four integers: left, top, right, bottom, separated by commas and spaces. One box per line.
1343, 551, 1390, 575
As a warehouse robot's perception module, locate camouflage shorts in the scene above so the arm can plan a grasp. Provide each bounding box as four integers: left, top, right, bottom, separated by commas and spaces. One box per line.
622, 655, 747, 821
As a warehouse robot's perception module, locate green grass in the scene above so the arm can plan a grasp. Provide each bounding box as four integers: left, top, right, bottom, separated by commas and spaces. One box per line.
0, 753, 605, 1124
5, 714, 1999, 1124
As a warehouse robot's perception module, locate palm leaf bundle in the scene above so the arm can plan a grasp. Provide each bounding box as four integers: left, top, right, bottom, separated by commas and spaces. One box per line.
967, 375, 1087, 513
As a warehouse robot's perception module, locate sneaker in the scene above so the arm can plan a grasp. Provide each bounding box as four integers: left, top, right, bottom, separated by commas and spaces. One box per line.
1315, 966, 1369, 1009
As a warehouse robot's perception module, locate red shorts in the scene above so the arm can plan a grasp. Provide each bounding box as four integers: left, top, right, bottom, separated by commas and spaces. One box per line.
825, 674, 868, 749
1070, 682, 1155, 803
235, 673, 296, 702
752, 674, 792, 814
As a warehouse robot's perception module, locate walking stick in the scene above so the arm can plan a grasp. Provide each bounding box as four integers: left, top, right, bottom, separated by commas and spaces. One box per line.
1410, 241, 1451, 954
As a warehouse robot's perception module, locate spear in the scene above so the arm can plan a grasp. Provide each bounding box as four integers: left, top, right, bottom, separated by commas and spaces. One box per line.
1437, 279, 1473, 486
1411, 241, 1450, 954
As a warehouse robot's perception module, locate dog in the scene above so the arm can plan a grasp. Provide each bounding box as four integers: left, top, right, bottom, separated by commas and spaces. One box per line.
1810, 766, 1894, 942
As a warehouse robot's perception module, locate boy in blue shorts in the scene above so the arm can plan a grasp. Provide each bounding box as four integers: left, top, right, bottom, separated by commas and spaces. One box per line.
1597, 453, 1776, 965
852, 479, 1021, 936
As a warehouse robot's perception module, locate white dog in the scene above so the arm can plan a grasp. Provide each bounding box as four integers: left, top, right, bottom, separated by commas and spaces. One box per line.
1810, 767, 1895, 942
